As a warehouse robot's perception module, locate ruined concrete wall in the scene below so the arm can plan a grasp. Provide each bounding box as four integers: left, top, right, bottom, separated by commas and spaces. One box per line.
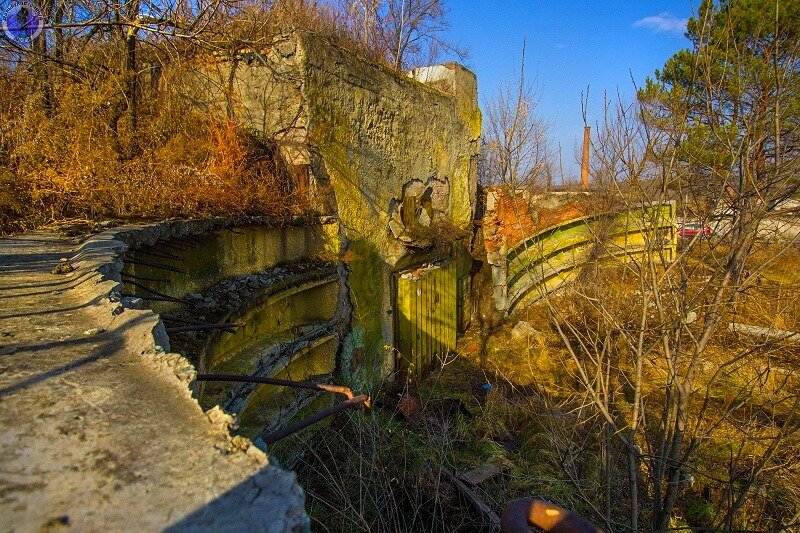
301, 40, 479, 378
193, 33, 481, 380
8, 220, 311, 530
299, 38, 481, 257
482, 188, 594, 312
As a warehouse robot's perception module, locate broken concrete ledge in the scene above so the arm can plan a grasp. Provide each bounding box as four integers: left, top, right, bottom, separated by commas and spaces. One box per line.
18, 217, 314, 531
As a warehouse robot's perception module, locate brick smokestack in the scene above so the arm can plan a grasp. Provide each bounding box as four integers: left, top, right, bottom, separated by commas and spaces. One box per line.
581, 126, 590, 190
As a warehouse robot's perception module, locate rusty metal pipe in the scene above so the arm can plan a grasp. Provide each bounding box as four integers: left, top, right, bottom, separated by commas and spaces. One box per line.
196, 373, 362, 402
501, 498, 602, 533
262, 394, 370, 445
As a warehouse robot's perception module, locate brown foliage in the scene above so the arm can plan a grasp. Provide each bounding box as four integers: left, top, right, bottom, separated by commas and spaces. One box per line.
1, 0, 454, 234
0, 67, 311, 234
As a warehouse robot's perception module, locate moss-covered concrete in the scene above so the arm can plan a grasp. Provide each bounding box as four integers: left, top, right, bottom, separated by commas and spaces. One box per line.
124, 222, 338, 304
194, 32, 480, 379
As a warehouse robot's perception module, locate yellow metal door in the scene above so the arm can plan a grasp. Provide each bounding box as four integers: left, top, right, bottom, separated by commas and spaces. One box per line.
395, 262, 457, 379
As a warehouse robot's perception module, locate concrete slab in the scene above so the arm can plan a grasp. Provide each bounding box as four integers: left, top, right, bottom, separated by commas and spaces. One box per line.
0, 229, 307, 531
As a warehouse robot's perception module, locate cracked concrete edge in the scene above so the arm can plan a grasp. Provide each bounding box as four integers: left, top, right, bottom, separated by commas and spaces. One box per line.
65, 217, 311, 531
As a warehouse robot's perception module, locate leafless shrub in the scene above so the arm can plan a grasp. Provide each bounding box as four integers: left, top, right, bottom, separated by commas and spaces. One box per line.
526, 1, 800, 528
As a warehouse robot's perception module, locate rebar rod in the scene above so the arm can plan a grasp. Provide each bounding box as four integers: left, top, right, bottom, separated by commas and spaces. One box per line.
121, 293, 188, 304
121, 273, 172, 284
195, 374, 361, 401
262, 395, 369, 445
165, 323, 243, 334
175, 235, 205, 245
160, 314, 210, 325
160, 240, 191, 251
135, 248, 184, 262
121, 279, 185, 303
122, 257, 185, 274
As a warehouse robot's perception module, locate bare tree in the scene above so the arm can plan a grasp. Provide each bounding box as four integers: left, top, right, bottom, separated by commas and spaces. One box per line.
527, 1, 800, 528
482, 39, 550, 191
341, 0, 460, 69
380, 0, 452, 69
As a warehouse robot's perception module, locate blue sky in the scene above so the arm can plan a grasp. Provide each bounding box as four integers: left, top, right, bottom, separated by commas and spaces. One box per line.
443, 1, 697, 178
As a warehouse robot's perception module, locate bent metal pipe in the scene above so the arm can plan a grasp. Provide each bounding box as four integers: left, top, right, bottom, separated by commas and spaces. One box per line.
195, 374, 371, 444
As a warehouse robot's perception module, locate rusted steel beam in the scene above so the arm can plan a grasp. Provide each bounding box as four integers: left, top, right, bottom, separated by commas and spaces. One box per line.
165, 323, 244, 334
121, 273, 172, 284
262, 395, 370, 445
501, 497, 602, 533
196, 374, 365, 403
123, 257, 185, 274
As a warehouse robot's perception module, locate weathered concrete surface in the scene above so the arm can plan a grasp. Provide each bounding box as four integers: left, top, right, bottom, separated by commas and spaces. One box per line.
193, 34, 481, 379
0, 229, 307, 531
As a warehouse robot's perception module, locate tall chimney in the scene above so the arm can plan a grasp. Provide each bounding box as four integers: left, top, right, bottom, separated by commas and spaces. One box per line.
581, 126, 590, 190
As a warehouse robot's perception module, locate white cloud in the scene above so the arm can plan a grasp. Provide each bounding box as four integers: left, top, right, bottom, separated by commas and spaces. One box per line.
633, 12, 688, 35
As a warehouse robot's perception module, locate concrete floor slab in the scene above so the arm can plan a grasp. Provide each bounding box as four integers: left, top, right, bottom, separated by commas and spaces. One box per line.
0, 229, 307, 532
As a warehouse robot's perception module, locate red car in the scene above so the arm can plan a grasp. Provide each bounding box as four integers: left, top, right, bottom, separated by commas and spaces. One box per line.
678, 223, 713, 238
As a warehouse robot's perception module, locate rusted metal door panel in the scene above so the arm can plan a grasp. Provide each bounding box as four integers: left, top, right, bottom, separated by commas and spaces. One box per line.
395, 262, 457, 379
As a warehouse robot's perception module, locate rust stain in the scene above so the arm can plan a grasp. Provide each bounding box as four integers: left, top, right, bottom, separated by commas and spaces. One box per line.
482, 188, 589, 253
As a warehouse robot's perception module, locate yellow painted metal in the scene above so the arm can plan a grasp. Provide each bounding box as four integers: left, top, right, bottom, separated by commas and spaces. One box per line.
395, 261, 458, 379
507, 202, 676, 312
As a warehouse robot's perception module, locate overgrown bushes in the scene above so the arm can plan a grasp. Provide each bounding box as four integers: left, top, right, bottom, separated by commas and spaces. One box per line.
0, 0, 457, 233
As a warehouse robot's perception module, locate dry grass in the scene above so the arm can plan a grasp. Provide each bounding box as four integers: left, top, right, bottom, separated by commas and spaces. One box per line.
0, 0, 404, 235
0, 59, 314, 234
374, 241, 800, 530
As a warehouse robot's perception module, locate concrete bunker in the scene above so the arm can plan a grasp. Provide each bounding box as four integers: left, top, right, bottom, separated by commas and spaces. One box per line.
189, 30, 481, 385
110, 30, 482, 470
119, 218, 354, 451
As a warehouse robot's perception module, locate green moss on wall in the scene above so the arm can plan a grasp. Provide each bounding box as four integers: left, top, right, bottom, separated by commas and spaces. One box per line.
343, 239, 387, 382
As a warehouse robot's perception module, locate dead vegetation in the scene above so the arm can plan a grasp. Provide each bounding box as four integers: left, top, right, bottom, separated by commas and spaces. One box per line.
0, 0, 459, 234
292, 240, 800, 531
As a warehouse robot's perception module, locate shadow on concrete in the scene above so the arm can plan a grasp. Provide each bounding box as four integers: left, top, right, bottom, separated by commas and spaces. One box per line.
0, 299, 98, 320
0, 271, 104, 298
163, 469, 303, 531
0, 314, 150, 398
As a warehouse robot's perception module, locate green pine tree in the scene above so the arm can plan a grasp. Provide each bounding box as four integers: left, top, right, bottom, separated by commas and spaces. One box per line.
638, 0, 800, 211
